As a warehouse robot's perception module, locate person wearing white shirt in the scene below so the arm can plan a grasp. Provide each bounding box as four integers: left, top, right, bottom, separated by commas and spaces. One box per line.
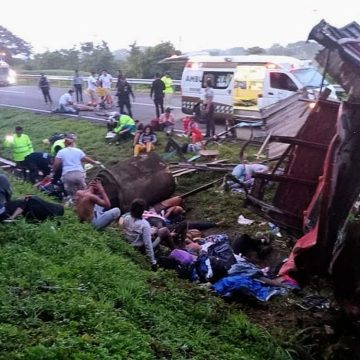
58, 89, 78, 114
98, 69, 113, 107
87, 71, 98, 106
52, 138, 100, 201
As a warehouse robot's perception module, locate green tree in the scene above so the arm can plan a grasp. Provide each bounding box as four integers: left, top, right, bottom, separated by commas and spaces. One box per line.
247, 46, 266, 55
31, 50, 67, 70
142, 41, 181, 78
61, 48, 80, 70
29, 41, 117, 75
0, 26, 32, 62
124, 42, 144, 78
267, 43, 290, 56
80, 41, 117, 75
124, 41, 182, 79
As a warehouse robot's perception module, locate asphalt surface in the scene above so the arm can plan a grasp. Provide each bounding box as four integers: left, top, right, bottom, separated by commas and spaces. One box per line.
0, 85, 185, 128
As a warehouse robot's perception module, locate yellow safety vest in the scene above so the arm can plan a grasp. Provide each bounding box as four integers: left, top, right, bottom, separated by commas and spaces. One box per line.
4, 134, 33, 161
51, 139, 65, 155
161, 76, 174, 94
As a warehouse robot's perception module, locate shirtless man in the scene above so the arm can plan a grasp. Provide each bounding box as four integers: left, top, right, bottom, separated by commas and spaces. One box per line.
75, 179, 120, 230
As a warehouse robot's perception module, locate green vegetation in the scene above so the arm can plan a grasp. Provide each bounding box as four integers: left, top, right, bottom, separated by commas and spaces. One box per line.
0, 109, 292, 359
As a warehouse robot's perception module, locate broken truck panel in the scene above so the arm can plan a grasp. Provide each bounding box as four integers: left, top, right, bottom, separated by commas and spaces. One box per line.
96, 152, 175, 213
265, 94, 313, 159
309, 20, 360, 102
275, 20, 360, 312
246, 99, 339, 231
280, 101, 360, 276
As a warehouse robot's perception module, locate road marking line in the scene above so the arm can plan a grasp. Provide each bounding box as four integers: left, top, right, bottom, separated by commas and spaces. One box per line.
0, 103, 107, 122
0, 89, 25, 94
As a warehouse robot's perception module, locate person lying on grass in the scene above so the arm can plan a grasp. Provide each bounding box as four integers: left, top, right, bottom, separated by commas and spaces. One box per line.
75, 179, 120, 230
0, 196, 64, 222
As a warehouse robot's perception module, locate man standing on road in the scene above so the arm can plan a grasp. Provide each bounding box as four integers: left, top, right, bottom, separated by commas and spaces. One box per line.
87, 71, 98, 106
161, 72, 174, 108
38, 73, 52, 106
72, 70, 83, 103
116, 76, 135, 117
204, 79, 215, 138
98, 69, 113, 107
150, 73, 165, 119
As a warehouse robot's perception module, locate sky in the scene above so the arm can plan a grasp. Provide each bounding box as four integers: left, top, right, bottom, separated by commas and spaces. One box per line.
1, 0, 359, 54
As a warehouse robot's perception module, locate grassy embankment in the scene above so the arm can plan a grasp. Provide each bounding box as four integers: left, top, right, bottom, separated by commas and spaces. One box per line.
0, 108, 292, 359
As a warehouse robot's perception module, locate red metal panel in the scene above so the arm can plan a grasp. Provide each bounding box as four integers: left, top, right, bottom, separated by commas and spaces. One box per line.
271, 101, 339, 225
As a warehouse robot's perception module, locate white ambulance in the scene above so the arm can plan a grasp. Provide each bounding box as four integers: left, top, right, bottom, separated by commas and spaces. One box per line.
0, 61, 16, 86
161, 54, 334, 120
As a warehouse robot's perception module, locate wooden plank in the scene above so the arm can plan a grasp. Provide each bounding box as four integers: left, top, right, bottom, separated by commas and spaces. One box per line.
173, 169, 197, 177
0, 157, 16, 167
256, 131, 272, 159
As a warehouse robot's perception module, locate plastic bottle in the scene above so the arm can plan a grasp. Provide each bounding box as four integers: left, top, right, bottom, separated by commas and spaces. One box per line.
268, 222, 282, 237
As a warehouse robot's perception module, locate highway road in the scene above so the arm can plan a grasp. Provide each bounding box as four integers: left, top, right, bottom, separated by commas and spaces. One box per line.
0, 85, 185, 128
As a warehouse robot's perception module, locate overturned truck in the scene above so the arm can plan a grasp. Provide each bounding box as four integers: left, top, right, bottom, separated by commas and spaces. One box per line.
246, 20, 360, 314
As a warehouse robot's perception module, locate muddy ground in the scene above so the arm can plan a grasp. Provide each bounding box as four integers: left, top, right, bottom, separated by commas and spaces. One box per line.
174, 171, 360, 360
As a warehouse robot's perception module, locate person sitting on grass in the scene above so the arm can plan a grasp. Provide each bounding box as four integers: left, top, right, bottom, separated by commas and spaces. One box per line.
133, 120, 144, 147
158, 107, 175, 133
133, 125, 157, 156
187, 116, 204, 144
119, 198, 157, 271
75, 179, 121, 230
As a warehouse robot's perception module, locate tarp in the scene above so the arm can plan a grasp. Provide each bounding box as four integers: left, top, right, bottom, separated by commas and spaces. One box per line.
96, 152, 175, 213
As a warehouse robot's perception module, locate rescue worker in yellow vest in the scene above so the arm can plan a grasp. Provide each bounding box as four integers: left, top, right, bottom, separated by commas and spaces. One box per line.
50, 139, 66, 184
4, 126, 33, 178
161, 72, 174, 108
107, 113, 136, 144
51, 139, 65, 156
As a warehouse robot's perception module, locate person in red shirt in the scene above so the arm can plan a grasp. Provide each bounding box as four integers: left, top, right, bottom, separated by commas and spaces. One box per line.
187, 116, 204, 143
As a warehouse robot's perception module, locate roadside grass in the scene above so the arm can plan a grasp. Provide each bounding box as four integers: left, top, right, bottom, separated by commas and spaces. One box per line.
0, 109, 265, 236
0, 175, 291, 359
0, 108, 294, 359
0, 108, 257, 165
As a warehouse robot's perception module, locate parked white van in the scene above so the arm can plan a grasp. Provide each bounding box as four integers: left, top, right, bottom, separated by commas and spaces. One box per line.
161, 54, 335, 120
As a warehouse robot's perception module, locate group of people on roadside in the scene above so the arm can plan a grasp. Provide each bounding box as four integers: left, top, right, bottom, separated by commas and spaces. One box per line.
1, 121, 270, 274
2, 127, 122, 231
39, 70, 175, 119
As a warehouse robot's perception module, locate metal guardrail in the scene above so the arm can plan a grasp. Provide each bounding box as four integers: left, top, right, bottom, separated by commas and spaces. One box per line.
17, 74, 181, 86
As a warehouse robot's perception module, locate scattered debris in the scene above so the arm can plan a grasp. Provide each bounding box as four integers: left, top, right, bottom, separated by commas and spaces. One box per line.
296, 295, 331, 311
237, 215, 255, 226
